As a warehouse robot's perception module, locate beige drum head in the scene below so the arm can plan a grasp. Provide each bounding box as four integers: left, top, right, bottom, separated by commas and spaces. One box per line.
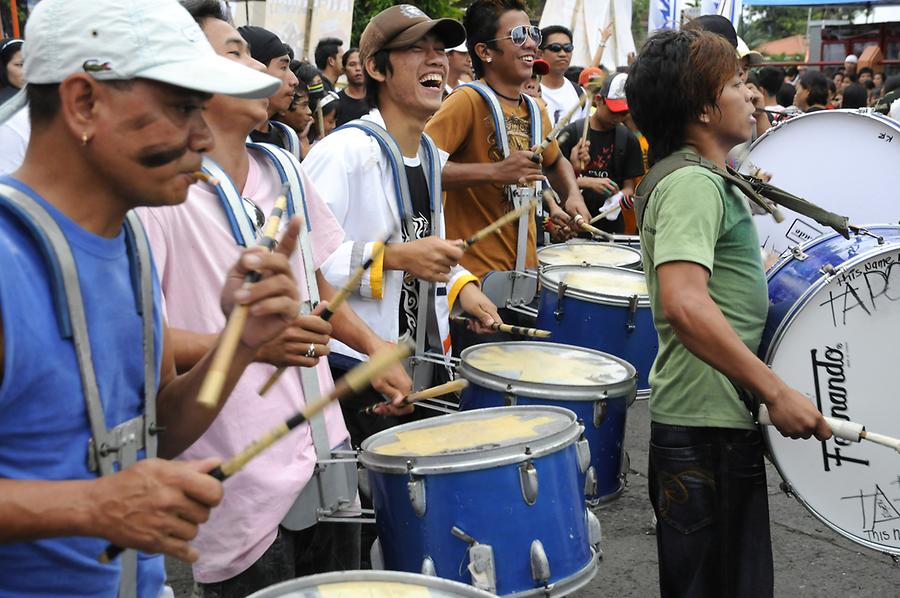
538, 241, 641, 269
246, 571, 496, 597
541, 265, 649, 300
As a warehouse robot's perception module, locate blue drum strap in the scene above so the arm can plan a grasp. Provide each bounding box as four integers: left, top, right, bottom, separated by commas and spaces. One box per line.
0, 184, 155, 598
201, 158, 257, 248
269, 120, 302, 161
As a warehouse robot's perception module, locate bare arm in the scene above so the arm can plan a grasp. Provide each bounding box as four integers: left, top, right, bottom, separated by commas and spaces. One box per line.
657, 261, 830, 440
591, 23, 614, 68
545, 155, 590, 221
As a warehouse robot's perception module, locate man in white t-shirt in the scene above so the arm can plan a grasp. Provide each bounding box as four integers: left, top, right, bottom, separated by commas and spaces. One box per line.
538, 25, 588, 125
138, 3, 411, 596
0, 106, 28, 175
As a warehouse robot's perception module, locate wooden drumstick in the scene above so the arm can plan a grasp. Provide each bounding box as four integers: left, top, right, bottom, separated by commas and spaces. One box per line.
450, 316, 551, 338
464, 199, 538, 248
197, 183, 292, 409
589, 194, 634, 224
99, 342, 412, 564
574, 214, 614, 241
258, 231, 393, 396
533, 77, 604, 159
757, 405, 900, 453
361, 378, 469, 415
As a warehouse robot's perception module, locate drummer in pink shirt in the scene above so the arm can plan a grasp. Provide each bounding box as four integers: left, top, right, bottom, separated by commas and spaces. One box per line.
138, 2, 412, 596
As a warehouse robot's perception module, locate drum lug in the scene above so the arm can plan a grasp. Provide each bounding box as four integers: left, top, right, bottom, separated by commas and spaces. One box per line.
530, 539, 552, 585
625, 294, 638, 332
593, 397, 608, 427
819, 263, 839, 277
779, 480, 794, 498
576, 437, 591, 474
620, 450, 631, 483
584, 466, 598, 498
586, 509, 602, 552
519, 447, 539, 506
452, 526, 497, 594
554, 282, 568, 321
504, 385, 518, 406
421, 556, 436, 577
789, 245, 809, 261
407, 474, 427, 518
370, 537, 384, 570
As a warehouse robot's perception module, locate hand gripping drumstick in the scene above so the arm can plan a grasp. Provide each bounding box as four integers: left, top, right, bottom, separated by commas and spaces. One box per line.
573, 214, 614, 241
589, 194, 635, 225
360, 378, 469, 415
757, 405, 900, 453
197, 183, 292, 409
450, 315, 551, 338
258, 232, 393, 396
99, 342, 412, 563
464, 199, 538, 247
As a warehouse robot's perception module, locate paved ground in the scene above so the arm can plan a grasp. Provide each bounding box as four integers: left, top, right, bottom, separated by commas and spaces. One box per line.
166, 400, 900, 596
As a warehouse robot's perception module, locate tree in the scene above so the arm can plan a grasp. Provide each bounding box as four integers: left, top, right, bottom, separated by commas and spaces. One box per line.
1, 0, 29, 39
739, 6, 860, 49
351, 0, 464, 46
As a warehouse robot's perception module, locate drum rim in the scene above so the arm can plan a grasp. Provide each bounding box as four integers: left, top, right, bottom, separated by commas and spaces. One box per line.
539, 264, 651, 307
245, 569, 498, 597
458, 341, 637, 401
761, 233, 900, 556
358, 405, 582, 474
537, 241, 642, 269
502, 547, 599, 598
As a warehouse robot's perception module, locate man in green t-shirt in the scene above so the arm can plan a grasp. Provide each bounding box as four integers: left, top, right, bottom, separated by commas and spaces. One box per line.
626, 29, 831, 598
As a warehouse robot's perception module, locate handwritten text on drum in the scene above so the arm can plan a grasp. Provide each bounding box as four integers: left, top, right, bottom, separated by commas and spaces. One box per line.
818, 255, 900, 327
878, 132, 894, 143
811, 346, 869, 472
841, 484, 900, 541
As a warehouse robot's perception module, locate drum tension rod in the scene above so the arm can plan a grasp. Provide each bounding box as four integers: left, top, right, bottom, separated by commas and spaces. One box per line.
451, 526, 478, 546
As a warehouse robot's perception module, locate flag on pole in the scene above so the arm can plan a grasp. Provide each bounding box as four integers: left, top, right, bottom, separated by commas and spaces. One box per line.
648, 0, 682, 34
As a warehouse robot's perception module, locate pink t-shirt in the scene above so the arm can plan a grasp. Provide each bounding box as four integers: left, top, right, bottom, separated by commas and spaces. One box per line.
137, 148, 349, 583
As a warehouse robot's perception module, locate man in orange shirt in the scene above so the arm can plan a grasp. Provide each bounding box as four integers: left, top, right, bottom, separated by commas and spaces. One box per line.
425, 0, 588, 282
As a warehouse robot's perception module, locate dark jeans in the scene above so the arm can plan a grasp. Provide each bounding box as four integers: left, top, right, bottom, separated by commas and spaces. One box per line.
193, 522, 360, 598
648, 423, 774, 598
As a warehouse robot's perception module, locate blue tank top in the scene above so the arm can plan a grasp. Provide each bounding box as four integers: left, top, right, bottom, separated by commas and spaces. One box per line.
0, 177, 165, 597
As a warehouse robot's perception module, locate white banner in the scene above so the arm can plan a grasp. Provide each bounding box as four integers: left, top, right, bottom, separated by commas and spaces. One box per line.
539, 0, 636, 71
648, 0, 682, 34
716, 0, 743, 29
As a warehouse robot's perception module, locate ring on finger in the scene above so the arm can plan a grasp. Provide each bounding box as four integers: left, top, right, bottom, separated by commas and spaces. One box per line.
305, 343, 317, 358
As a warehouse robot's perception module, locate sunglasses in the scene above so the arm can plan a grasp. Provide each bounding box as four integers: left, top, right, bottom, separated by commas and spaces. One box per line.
544, 42, 574, 53
487, 25, 542, 47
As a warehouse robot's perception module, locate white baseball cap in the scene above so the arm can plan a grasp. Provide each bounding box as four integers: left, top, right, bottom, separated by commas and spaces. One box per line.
845, 54, 859, 63
0, 0, 281, 123
601, 72, 629, 113
447, 42, 468, 53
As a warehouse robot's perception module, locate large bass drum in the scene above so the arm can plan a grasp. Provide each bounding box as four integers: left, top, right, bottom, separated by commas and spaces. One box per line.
740, 110, 900, 255
760, 225, 900, 555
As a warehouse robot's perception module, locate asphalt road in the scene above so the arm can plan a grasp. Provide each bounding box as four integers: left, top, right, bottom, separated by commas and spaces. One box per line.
166, 399, 900, 597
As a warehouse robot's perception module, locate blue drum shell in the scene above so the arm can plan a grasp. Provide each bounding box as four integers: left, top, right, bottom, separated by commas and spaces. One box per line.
761, 225, 900, 359
535, 265, 656, 395
359, 407, 595, 596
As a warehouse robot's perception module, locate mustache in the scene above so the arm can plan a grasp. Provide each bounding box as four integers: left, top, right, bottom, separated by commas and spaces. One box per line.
136, 145, 190, 168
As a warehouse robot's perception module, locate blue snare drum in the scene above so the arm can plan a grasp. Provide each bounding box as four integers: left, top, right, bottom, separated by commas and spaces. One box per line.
535, 264, 656, 398
247, 571, 497, 598
537, 240, 642, 271
359, 406, 600, 597
759, 226, 900, 556
458, 342, 637, 505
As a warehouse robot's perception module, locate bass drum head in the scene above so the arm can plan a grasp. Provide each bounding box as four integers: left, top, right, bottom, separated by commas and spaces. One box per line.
741, 110, 900, 255
246, 570, 497, 597
763, 242, 900, 555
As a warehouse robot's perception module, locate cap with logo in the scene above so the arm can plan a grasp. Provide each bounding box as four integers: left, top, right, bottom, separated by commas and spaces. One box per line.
359, 4, 466, 64
0, 0, 281, 124
579, 66, 605, 89
601, 72, 628, 112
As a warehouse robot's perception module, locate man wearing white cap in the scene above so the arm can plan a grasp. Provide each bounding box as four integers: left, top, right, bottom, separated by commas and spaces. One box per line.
844, 53, 859, 78
0, 1, 303, 597
445, 42, 473, 95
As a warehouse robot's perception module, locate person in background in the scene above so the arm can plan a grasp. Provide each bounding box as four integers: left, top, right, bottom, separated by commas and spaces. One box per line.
873, 71, 884, 89
538, 25, 588, 125
559, 72, 643, 232
319, 91, 341, 136
578, 66, 606, 91
445, 42, 473, 95
757, 66, 785, 119
293, 61, 328, 143
794, 70, 829, 113
523, 58, 550, 98
315, 37, 344, 92
565, 65, 584, 85
826, 79, 838, 109
776, 82, 796, 109
0, 38, 23, 105
336, 48, 370, 126
873, 74, 900, 114
832, 69, 844, 89
784, 64, 799, 85
843, 54, 858, 79
274, 80, 314, 158
841, 81, 868, 109
240, 26, 301, 157
857, 65, 873, 85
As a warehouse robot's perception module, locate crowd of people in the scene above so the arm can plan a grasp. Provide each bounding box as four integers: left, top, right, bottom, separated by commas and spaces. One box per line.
0, 0, 867, 597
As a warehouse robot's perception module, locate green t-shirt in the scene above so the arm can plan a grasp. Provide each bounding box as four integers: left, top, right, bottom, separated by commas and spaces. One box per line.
639, 163, 768, 430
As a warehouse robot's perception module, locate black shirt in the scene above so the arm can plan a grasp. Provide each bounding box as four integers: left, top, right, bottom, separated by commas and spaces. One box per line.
559, 121, 644, 232
249, 121, 287, 149
336, 91, 370, 127
397, 163, 434, 344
